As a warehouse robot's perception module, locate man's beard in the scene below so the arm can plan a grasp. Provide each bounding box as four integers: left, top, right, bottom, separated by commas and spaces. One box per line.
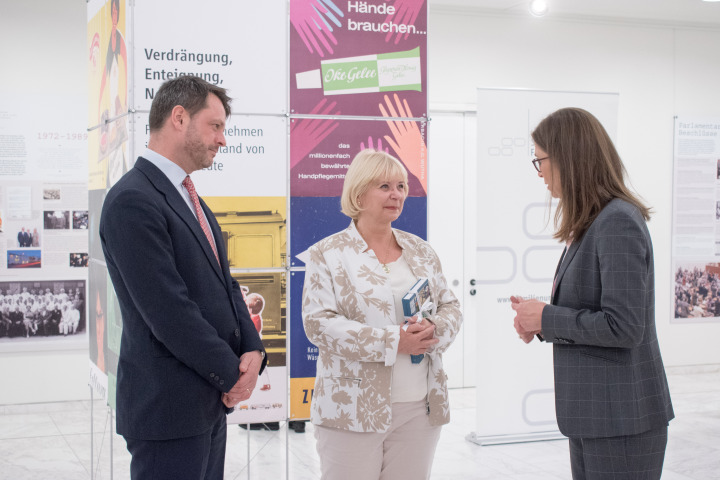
184, 124, 214, 170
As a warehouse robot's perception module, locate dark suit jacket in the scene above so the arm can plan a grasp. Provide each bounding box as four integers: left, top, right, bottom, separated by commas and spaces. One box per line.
100, 157, 265, 441
542, 198, 674, 439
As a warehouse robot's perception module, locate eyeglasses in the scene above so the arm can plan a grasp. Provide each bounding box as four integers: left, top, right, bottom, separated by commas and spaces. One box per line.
531, 156, 549, 172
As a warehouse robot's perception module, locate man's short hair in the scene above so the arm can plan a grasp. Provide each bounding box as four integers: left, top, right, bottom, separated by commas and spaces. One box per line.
148, 76, 231, 132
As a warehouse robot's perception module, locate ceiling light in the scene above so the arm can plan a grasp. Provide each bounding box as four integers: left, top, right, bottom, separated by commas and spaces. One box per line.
529, 0, 549, 17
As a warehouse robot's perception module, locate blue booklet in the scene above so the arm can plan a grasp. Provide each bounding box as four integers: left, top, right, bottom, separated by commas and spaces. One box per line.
401, 278, 432, 364
402, 277, 431, 317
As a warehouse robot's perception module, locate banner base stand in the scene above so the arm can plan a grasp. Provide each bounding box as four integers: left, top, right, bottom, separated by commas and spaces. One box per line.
466, 430, 565, 446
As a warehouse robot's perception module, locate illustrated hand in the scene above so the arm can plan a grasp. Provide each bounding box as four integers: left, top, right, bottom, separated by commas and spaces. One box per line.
379, 94, 427, 194
290, 98, 341, 168
360, 136, 388, 152
224, 351, 263, 406
398, 322, 437, 355
510, 296, 544, 343
384, 0, 425, 44
290, 0, 344, 58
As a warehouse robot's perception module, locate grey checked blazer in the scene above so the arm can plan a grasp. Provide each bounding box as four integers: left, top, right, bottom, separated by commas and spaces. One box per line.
542, 198, 674, 439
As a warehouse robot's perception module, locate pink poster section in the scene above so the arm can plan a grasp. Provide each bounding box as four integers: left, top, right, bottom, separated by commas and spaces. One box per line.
290, 0, 428, 118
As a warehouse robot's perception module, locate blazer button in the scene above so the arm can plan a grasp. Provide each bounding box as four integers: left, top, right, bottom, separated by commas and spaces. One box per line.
210, 373, 215, 378
219, 380, 224, 386
234, 328, 240, 337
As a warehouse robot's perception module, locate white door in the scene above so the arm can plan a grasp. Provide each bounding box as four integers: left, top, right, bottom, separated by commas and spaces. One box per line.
428, 110, 478, 387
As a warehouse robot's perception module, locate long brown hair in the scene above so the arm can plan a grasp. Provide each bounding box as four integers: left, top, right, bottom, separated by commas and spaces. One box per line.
532, 107, 651, 242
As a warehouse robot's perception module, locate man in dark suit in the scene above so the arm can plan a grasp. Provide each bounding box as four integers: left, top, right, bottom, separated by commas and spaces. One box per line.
100, 76, 266, 480
18, 228, 30, 247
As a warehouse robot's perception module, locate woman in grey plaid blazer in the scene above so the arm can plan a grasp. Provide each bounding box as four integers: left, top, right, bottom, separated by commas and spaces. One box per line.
512, 108, 674, 480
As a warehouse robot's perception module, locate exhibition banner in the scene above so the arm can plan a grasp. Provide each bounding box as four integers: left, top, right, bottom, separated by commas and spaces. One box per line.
671, 117, 720, 324
472, 88, 618, 443
87, 0, 290, 410
290, 0, 428, 117
133, 0, 287, 115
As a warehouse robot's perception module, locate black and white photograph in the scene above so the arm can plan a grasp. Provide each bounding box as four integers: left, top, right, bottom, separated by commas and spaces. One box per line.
43, 188, 61, 200
72, 210, 88, 229
0, 280, 86, 344
43, 210, 70, 229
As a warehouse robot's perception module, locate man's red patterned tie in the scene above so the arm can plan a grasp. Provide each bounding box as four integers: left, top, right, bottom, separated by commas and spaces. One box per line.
182, 176, 219, 265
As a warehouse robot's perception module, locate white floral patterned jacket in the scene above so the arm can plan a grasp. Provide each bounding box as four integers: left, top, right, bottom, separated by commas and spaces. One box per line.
300, 221, 463, 433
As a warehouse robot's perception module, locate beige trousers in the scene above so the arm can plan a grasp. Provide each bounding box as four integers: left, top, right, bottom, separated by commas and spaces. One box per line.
314, 400, 442, 480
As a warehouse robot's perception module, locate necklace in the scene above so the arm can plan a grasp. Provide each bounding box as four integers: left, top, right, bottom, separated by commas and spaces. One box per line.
379, 234, 395, 274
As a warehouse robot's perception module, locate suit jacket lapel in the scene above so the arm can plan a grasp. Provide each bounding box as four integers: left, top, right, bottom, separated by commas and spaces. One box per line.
552, 241, 580, 304
135, 158, 225, 284
200, 198, 237, 301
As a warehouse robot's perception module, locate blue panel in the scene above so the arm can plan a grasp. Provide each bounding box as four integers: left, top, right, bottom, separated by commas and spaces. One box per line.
289, 270, 317, 378
290, 196, 427, 266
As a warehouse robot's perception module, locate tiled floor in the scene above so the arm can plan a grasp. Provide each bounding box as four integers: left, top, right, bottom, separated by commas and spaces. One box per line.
0, 365, 718, 479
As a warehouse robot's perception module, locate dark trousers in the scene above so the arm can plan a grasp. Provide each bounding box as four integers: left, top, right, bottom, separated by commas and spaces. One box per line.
570, 425, 668, 480
125, 413, 227, 480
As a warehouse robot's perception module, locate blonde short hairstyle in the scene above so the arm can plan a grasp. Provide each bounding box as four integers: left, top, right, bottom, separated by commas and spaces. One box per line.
341, 149, 409, 219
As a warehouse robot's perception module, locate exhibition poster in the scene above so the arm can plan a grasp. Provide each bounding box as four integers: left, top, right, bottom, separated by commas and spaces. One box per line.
87, 0, 291, 416
290, 0, 428, 117
0, 93, 89, 353
287, 0, 430, 419
473, 88, 618, 442
672, 117, 720, 324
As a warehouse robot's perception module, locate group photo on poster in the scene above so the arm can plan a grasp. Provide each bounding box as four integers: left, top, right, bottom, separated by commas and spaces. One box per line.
674, 260, 720, 321
0, 279, 86, 345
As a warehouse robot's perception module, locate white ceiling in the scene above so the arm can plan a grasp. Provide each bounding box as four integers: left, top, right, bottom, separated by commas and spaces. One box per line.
429, 0, 720, 28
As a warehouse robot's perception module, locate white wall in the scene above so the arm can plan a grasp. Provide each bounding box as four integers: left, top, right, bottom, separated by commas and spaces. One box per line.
428, 9, 720, 366
0, 0, 90, 404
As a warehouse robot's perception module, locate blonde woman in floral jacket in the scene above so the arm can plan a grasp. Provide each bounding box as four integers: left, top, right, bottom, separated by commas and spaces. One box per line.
300, 149, 463, 480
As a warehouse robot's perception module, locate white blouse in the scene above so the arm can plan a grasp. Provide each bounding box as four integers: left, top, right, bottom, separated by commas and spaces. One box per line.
387, 255, 430, 403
